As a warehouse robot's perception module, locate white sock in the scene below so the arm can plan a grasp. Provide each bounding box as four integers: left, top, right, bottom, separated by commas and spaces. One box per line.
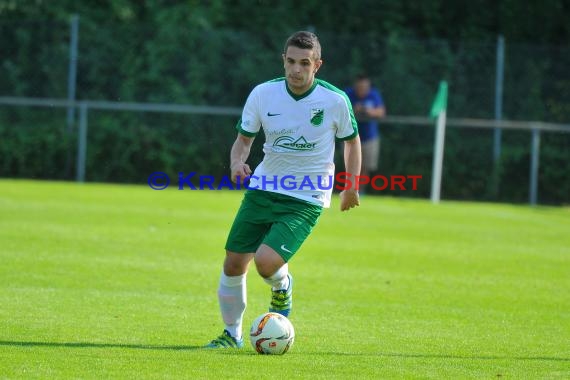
217, 271, 246, 340
263, 264, 289, 290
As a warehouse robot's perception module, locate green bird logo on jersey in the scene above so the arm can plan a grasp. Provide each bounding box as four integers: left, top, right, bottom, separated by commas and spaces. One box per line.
310, 108, 324, 126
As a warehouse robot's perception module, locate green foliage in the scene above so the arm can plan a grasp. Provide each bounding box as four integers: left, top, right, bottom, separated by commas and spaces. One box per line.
0, 109, 71, 179
84, 112, 237, 184
1, 2, 569, 203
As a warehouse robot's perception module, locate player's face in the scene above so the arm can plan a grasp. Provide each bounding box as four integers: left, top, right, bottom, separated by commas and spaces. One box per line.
354, 78, 371, 99
283, 46, 322, 95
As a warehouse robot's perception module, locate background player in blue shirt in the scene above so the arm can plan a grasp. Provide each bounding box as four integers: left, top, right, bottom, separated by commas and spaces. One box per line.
346, 74, 386, 192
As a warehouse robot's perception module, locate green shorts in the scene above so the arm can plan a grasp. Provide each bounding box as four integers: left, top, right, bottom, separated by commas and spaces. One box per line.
225, 190, 323, 262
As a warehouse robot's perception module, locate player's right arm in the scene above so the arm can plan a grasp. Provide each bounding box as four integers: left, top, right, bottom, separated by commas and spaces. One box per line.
231, 84, 262, 183
230, 134, 254, 183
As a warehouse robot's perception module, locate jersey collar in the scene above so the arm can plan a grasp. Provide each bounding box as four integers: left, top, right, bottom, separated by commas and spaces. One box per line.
285, 79, 318, 101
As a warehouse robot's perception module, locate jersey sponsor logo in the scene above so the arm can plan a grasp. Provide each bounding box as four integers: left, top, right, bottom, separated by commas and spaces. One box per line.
273, 136, 316, 151
310, 108, 324, 126
266, 128, 296, 137
280, 244, 293, 254
267, 112, 281, 117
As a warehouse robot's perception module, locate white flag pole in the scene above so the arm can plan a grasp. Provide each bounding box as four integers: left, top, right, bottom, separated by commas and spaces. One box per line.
430, 109, 447, 204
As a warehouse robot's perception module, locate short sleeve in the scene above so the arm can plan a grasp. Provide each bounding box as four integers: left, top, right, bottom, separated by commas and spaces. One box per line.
236, 86, 262, 137
335, 94, 359, 141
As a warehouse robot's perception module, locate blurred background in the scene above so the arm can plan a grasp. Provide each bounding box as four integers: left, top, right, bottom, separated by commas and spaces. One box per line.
1, 0, 569, 204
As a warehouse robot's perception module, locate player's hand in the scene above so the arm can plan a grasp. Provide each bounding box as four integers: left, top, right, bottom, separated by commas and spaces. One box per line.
340, 189, 360, 211
230, 162, 252, 183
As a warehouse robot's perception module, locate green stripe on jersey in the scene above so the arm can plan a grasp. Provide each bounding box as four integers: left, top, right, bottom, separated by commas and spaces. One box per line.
315, 79, 359, 140
336, 129, 358, 141
235, 117, 257, 137
286, 79, 318, 101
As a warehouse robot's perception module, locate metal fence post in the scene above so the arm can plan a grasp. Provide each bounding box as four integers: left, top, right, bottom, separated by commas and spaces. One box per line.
76, 102, 88, 182
491, 35, 505, 199
529, 128, 541, 206
67, 14, 79, 132
65, 14, 80, 179
493, 35, 505, 162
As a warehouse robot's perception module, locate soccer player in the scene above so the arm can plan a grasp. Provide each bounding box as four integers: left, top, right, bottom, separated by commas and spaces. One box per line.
345, 73, 386, 193
205, 31, 361, 348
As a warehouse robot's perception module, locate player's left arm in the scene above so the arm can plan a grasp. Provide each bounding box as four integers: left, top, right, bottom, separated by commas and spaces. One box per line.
340, 136, 361, 211
336, 93, 361, 211
365, 89, 386, 119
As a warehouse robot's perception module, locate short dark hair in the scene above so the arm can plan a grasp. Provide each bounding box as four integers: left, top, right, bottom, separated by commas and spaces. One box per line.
283, 31, 321, 60
355, 72, 370, 81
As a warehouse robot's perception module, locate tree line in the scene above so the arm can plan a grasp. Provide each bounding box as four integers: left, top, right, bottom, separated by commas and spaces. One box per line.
1, 1, 568, 203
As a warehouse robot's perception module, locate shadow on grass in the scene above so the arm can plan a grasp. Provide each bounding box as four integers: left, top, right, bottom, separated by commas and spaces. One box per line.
318, 351, 570, 362
0, 340, 202, 351
1, 341, 568, 362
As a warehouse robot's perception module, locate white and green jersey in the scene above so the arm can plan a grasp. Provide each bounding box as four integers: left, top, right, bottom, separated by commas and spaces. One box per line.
237, 77, 358, 208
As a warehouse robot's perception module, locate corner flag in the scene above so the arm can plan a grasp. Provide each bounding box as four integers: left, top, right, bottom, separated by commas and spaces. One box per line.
430, 81, 448, 204
430, 81, 448, 118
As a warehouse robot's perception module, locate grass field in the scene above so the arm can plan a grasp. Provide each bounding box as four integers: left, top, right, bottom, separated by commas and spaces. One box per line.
0, 179, 569, 379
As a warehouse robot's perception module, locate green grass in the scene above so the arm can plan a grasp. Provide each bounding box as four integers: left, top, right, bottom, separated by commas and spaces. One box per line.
0, 179, 569, 379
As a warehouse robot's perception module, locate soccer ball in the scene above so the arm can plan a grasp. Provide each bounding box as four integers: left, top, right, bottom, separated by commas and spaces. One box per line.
249, 312, 295, 355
